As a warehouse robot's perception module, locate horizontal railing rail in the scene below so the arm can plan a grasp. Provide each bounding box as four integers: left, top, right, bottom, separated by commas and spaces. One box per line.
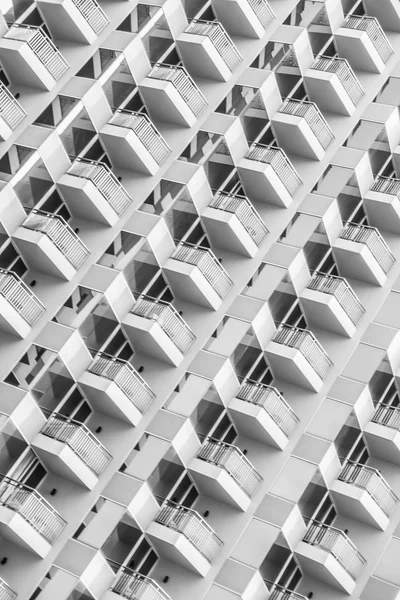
307, 272, 365, 325
279, 98, 334, 149
371, 176, 400, 198
237, 380, 299, 437
311, 55, 364, 106
110, 109, 171, 165
72, 0, 109, 35
112, 568, 171, 600
0, 82, 26, 130
340, 222, 395, 274
246, 144, 302, 196
0, 577, 16, 600
88, 353, 155, 414
268, 585, 307, 600
149, 63, 207, 117
246, 0, 275, 27
41, 413, 112, 476
197, 437, 262, 497
186, 19, 242, 71
343, 15, 393, 63
272, 325, 333, 380
132, 295, 195, 354
0, 268, 45, 326
210, 191, 269, 245
156, 500, 223, 561
0, 475, 66, 543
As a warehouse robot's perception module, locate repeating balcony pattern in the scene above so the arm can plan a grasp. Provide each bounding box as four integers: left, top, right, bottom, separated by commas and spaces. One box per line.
278, 98, 334, 150
23, 210, 89, 269
149, 64, 207, 117
237, 381, 299, 437
5, 25, 69, 81
307, 272, 365, 325
185, 20, 242, 72
172, 243, 234, 299
0, 82, 26, 130
210, 191, 269, 245
0, 269, 45, 326
0, 578, 16, 600
311, 56, 365, 106
246, 144, 302, 196
343, 15, 393, 63
72, 0, 109, 35
303, 521, 366, 581
109, 110, 171, 166
131, 296, 196, 354
246, 0, 275, 28
197, 438, 263, 497
155, 500, 223, 561
112, 568, 171, 600
88, 353, 156, 414
371, 175, 400, 196
272, 325, 333, 380
339, 222, 396, 274
67, 159, 133, 215
338, 461, 398, 517
0, 476, 66, 543
41, 413, 112, 475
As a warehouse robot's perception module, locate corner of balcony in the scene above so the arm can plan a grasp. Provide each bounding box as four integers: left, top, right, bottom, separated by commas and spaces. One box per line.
0, 82, 26, 141
212, 0, 275, 39
0, 269, 45, 338
0, 577, 16, 600
364, 404, 400, 465
37, 0, 109, 45
104, 569, 171, 600
364, 0, 400, 33
364, 176, 400, 234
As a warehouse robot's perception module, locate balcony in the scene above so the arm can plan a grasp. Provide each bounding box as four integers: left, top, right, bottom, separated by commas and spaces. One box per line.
364, 0, 400, 33
178, 19, 242, 81
364, 176, 400, 234
0, 269, 45, 338
333, 222, 395, 286
164, 243, 233, 310
139, 63, 207, 127
78, 353, 156, 426
37, 0, 109, 45
238, 144, 302, 207
190, 438, 263, 511
300, 272, 365, 337
331, 461, 398, 530
32, 413, 112, 490
266, 325, 333, 392
202, 191, 268, 257
305, 55, 364, 116
0, 25, 69, 90
0, 81, 26, 140
229, 381, 299, 449
13, 210, 89, 281
105, 569, 171, 600
0, 577, 16, 600
147, 500, 223, 576
122, 295, 196, 367
365, 404, 400, 465
271, 99, 334, 160
296, 521, 366, 593
212, 0, 274, 39
58, 159, 132, 226
268, 586, 307, 600
100, 109, 171, 174
0, 476, 66, 558
335, 16, 393, 73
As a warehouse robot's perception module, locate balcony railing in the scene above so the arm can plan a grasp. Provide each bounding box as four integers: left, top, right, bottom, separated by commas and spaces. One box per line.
185, 19, 242, 72
343, 15, 393, 63
303, 521, 366, 580
338, 461, 398, 518
0, 475, 66, 543
23, 210, 89, 270
41, 413, 112, 476
237, 380, 299, 438
72, 0, 109, 35
0, 82, 26, 130
371, 175, 400, 198
6, 25, 69, 81
0, 269, 45, 326
0, 577, 16, 600
68, 159, 132, 216
272, 324, 333, 380
339, 222, 395, 274
311, 55, 364, 106
197, 437, 262, 497
246, 0, 275, 28
131, 295, 196, 354
268, 585, 307, 600
279, 98, 334, 150
149, 63, 207, 117
155, 500, 223, 562
88, 353, 156, 414
246, 144, 302, 196
172, 242, 233, 299
110, 109, 171, 166
112, 568, 171, 600
372, 403, 400, 432
210, 191, 269, 245
307, 272, 365, 325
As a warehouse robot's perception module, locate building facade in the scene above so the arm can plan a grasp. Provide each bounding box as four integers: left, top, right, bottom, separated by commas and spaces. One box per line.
1, 0, 400, 599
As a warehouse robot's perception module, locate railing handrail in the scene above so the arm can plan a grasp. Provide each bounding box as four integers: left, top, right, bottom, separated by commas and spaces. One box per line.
246, 0, 275, 28
71, 0, 109, 35
311, 55, 364, 106
340, 222, 395, 274
185, 19, 242, 72
371, 175, 400, 198
268, 584, 307, 600
372, 403, 400, 432
0, 577, 16, 600
307, 271, 365, 325
149, 63, 207, 117
0, 81, 26, 130
112, 568, 171, 600
343, 15, 393, 63
0, 268, 45, 326
279, 98, 334, 150
210, 191, 269, 245
246, 143, 302, 196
